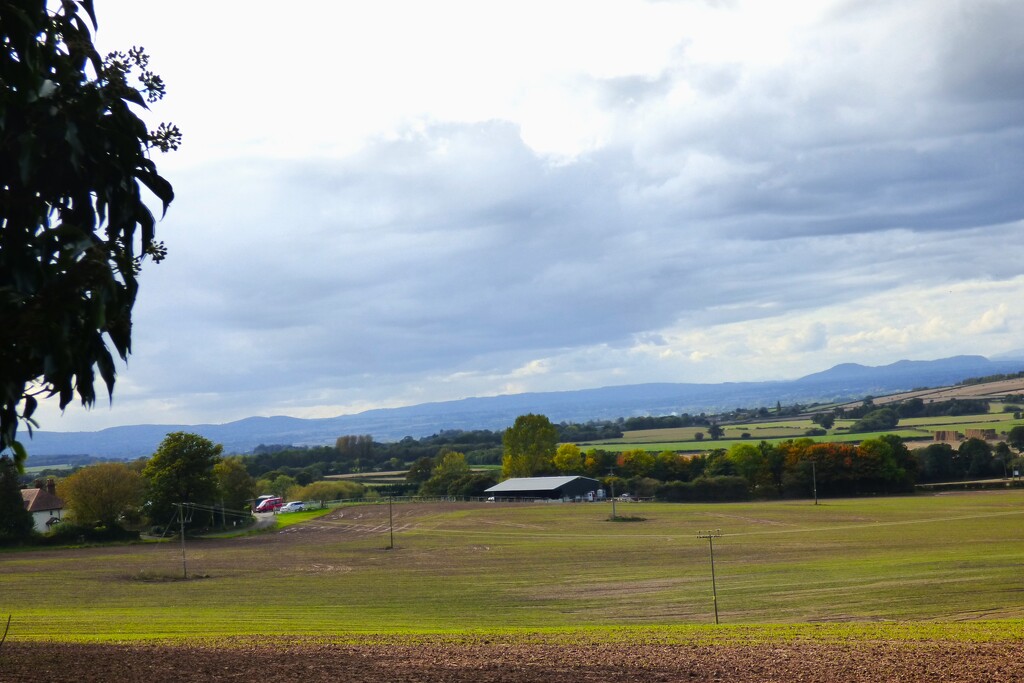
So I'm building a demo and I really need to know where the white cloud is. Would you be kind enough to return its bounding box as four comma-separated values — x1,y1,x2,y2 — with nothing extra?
967,304,1010,335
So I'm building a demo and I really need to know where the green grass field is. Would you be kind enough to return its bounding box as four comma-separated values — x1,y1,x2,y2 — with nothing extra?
2,491,1023,643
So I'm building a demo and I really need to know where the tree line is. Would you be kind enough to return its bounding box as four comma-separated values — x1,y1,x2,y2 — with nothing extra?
486,414,1024,503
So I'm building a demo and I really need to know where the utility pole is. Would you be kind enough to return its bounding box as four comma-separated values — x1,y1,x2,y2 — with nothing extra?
176,503,188,579
387,495,394,550
697,529,723,624
607,467,617,520
811,462,818,505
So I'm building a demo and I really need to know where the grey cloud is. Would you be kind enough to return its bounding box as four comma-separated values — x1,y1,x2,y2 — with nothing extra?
121,0,1024,418
603,4,1024,243
936,1,1024,105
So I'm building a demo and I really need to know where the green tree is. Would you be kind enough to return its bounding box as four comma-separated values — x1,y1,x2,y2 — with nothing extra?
1007,425,1024,451
445,472,497,497
405,456,435,483
297,480,364,508
213,456,255,512
142,432,221,526
849,408,899,433
264,474,298,498
959,438,993,478
993,442,1012,478
914,443,956,482
707,423,724,440
811,413,836,429
0,456,33,541
704,448,736,476
1,2,178,465
552,443,583,474
421,450,471,496
726,442,765,488
501,414,557,478
59,461,142,526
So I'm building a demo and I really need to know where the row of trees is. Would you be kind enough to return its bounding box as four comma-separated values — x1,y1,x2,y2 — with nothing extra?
493,413,1024,502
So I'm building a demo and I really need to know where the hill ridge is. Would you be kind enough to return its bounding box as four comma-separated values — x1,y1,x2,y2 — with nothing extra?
25,354,1024,458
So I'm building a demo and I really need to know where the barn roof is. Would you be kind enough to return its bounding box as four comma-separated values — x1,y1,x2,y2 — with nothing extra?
485,476,597,493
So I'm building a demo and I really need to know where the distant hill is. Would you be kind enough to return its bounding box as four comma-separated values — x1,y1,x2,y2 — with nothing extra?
24,354,1024,459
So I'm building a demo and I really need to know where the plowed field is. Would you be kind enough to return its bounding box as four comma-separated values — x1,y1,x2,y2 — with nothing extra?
3,638,1022,682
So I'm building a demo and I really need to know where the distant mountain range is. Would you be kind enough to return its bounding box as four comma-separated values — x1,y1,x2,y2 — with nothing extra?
24,354,1024,460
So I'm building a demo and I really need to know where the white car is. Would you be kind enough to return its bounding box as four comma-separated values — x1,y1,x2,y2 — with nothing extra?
280,501,305,512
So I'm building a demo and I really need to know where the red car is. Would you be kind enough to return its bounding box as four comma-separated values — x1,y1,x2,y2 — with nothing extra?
254,496,283,512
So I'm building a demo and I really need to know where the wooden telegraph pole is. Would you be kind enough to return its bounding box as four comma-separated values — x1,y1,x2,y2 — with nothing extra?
697,529,723,624
812,461,818,505
175,503,188,579
387,495,394,550
608,467,617,520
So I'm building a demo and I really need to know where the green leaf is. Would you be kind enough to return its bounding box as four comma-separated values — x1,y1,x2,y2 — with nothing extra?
11,441,27,473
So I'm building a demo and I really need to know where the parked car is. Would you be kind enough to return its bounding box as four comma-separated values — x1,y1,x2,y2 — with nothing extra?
280,501,305,513
254,496,283,512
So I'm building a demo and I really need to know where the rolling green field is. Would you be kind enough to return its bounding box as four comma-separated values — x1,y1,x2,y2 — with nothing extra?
2,491,1023,643
583,410,1024,453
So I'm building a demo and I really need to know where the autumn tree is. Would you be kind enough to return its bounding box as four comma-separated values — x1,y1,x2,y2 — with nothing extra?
618,448,655,478
501,414,557,478
59,461,142,526
1,1,178,467
651,450,689,482
583,447,617,478
552,443,583,474
335,435,373,470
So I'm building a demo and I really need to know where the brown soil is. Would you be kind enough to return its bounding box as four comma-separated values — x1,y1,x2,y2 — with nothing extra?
3,639,1022,682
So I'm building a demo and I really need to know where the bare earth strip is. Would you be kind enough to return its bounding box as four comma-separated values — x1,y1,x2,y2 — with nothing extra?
3,640,1022,682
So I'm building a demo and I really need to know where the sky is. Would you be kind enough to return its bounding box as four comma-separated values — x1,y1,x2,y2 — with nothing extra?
36,0,1024,432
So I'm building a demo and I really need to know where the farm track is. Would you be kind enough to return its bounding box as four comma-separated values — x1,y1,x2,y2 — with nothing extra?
3,639,1022,682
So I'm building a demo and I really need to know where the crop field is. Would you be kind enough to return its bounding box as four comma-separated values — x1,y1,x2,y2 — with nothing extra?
3,491,1023,681
585,409,1024,453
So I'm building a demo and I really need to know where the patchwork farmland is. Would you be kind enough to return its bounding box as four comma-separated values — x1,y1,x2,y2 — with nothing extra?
2,491,1023,680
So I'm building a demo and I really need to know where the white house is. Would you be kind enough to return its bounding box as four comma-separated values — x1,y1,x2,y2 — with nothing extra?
21,479,64,533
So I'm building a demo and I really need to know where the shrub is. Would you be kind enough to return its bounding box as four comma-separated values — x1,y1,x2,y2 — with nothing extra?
655,476,750,503
40,522,139,546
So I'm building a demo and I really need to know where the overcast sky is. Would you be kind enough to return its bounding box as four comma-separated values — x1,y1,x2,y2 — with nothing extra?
37,0,1024,432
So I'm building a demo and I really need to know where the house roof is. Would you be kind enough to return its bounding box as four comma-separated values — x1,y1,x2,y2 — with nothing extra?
485,476,598,493
21,488,64,513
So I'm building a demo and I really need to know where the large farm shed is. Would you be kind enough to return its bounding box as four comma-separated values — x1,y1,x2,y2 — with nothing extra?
485,476,602,501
